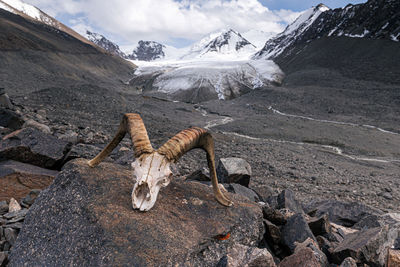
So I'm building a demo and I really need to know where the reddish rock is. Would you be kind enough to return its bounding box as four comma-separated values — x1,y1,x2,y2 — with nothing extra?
278,247,320,267
387,249,400,267
0,160,57,201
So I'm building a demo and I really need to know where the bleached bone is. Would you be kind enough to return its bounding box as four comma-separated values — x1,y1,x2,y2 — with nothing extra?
88,113,233,211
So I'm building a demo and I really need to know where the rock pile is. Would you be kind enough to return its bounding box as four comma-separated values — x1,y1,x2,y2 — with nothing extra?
0,191,40,266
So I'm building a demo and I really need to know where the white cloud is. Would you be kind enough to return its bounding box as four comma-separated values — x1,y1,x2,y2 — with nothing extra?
25,0,302,48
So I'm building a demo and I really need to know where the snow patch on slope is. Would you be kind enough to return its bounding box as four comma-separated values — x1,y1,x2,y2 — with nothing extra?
1,0,40,19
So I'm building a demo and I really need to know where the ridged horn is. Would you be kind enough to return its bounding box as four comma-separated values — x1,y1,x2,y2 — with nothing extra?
157,127,233,207
88,113,153,167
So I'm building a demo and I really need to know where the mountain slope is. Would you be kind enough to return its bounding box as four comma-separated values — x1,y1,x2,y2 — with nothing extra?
0,0,94,47
255,4,330,59
256,0,399,60
0,8,135,95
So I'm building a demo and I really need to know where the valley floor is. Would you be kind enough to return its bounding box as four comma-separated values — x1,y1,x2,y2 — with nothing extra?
10,73,400,212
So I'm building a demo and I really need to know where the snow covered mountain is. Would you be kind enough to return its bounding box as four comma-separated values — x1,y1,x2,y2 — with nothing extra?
255,4,329,59
85,30,126,58
241,29,275,49
182,29,257,59
0,0,93,47
256,0,400,60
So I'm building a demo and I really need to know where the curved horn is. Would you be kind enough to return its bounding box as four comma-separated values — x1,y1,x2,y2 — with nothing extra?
88,113,153,167
157,127,233,207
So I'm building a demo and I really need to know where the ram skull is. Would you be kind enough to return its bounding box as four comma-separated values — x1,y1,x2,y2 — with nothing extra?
88,113,233,211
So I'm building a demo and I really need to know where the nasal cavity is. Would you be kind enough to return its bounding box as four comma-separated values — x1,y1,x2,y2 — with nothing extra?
135,182,151,201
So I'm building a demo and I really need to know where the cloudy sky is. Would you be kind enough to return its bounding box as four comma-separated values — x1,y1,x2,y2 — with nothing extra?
25,0,366,51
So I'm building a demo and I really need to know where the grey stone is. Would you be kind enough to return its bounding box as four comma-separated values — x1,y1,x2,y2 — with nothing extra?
0,251,8,267
0,109,23,131
63,143,102,163
339,257,357,267
226,184,261,202
217,157,252,187
308,214,332,236
20,189,42,207
22,119,51,134
217,243,276,267
9,159,264,267
3,209,28,220
4,223,23,230
0,128,69,169
277,189,304,214
304,199,383,227
57,130,79,144
0,201,8,215
0,93,13,109
278,247,321,267
4,228,17,246
331,225,400,266
281,213,316,253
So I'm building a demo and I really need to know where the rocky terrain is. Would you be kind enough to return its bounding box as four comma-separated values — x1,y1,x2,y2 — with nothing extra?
0,0,399,265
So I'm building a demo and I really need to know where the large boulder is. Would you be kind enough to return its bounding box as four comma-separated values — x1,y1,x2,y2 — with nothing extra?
304,199,383,227
217,157,252,187
0,128,70,169
9,159,264,266
0,161,57,201
331,225,400,266
281,213,316,253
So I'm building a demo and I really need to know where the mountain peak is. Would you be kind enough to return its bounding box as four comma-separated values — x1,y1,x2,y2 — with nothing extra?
315,3,329,12
85,30,126,58
127,41,166,61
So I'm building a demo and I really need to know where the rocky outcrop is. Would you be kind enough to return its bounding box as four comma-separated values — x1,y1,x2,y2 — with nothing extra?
9,159,264,266
0,128,69,169
127,41,165,61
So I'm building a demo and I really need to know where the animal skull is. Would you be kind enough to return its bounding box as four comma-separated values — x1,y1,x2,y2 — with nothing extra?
131,153,172,211
88,113,232,211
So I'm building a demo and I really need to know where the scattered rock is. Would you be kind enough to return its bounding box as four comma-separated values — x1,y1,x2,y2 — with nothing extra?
0,89,13,109
0,128,69,169
186,168,210,182
0,201,7,215
20,189,41,208
8,198,20,213
262,203,287,225
339,257,357,267
22,119,51,134
0,251,8,267
226,184,261,202
56,130,78,144
9,159,264,266
217,157,252,187
0,109,23,131
217,243,276,267
277,189,303,214
304,199,383,227
3,209,28,220
387,249,400,267
331,225,400,266
281,213,316,253
0,160,57,201
4,228,17,246
308,214,332,236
